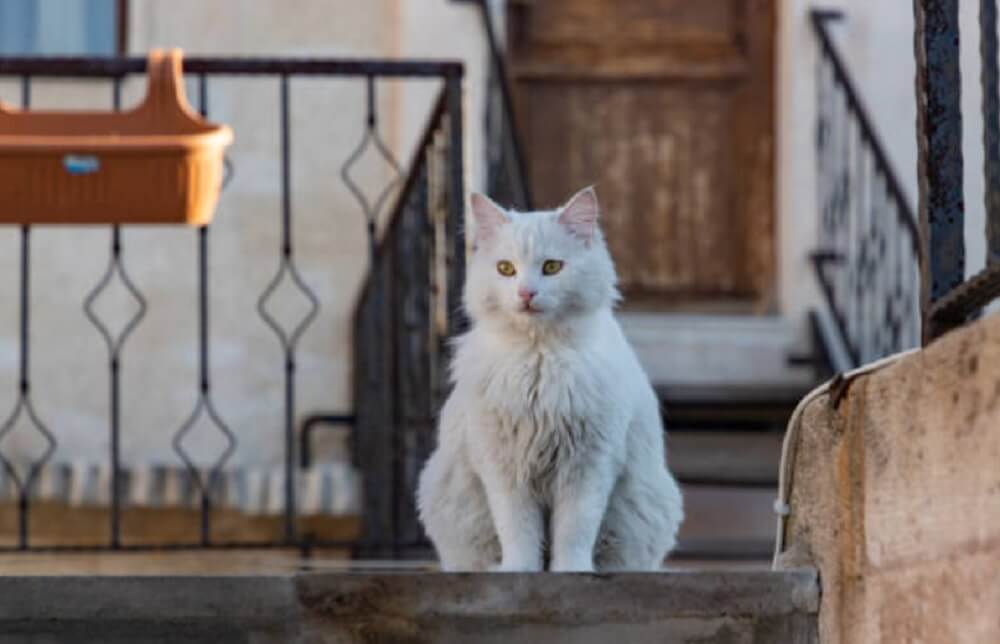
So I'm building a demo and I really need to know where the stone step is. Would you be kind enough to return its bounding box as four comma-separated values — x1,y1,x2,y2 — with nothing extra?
619,313,817,394
668,430,783,486
663,430,782,562
675,484,778,561
660,384,807,430
0,569,819,643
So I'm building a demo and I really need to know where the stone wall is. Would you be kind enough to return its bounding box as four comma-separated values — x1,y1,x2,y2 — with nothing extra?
777,312,1000,642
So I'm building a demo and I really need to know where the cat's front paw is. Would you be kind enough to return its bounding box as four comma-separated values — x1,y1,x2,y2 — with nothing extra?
549,556,595,573
490,559,543,573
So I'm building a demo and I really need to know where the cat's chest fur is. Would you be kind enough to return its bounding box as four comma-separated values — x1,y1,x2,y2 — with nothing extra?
461,337,615,493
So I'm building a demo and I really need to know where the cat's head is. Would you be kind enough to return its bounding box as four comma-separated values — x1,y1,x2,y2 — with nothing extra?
464,186,619,330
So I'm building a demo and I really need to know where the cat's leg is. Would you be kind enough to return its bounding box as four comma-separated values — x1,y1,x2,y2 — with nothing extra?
418,448,500,571
595,474,682,571
477,459,544,572
549,459,617,572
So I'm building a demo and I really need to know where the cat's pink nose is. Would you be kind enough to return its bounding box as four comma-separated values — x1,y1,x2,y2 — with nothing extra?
517,287,537,304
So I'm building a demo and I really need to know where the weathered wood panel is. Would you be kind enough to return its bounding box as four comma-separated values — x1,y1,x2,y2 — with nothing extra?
510,0,775,306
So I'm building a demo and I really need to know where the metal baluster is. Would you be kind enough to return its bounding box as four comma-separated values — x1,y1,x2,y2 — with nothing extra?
172,74,236,546
279,74,296,544
841,90,857,360
0,76,56,550
110,77,123,549
981,0,1000,265
83,75,150,549
17,77,32,549
915,0,965,339
258,75,320,544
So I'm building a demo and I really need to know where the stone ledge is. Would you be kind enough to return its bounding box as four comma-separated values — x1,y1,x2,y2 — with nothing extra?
0,569,818,643
778,311,1000,643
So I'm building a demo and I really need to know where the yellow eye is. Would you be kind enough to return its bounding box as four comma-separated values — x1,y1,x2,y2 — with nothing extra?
496,260,516,276
542,260,564,275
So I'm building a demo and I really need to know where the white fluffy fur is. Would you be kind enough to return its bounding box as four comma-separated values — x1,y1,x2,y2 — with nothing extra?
417,187,683,572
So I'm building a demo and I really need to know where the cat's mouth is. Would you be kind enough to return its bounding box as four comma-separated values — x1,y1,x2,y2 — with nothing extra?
519,303,543,315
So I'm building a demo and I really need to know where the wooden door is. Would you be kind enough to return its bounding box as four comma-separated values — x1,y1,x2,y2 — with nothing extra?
508,0,775,309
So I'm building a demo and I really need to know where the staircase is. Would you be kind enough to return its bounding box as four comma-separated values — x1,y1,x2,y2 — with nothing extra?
621,313,824,565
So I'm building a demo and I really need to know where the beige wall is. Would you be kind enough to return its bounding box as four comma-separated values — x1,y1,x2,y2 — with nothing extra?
0,0,490,471
777,311,1000,643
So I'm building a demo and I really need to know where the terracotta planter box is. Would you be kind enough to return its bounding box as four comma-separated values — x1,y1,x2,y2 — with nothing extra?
0,49,233,225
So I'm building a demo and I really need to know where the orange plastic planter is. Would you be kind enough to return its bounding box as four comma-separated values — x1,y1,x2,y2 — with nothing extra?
0,49,233,225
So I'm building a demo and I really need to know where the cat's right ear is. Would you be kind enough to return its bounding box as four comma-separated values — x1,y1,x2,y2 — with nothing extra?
470,192,508,248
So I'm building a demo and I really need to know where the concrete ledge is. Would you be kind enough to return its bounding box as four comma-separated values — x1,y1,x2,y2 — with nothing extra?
0,569,819,643
0,575,299,622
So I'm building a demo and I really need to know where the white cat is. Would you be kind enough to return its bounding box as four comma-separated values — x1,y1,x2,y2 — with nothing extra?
417,187,683,572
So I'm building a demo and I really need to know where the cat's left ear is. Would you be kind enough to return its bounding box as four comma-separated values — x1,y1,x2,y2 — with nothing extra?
470,192,509,248
558,186,600,246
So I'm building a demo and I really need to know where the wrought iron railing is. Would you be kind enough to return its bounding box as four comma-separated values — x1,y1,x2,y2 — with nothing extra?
0,56,464,554
352,86,466,558
810,10,922,367
916,0,1000,339
456,0,533,211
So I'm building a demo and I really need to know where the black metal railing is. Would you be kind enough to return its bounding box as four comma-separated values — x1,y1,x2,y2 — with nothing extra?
0,56,464,553
351,85,466,558
916,0,1000,339
455,0,533,211
810,10,922,367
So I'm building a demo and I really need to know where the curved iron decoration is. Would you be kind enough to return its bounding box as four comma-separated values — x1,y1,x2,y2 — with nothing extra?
0,394,57,510
82,221,147,550
258,261,320,355
340,75,404,229
171,383,237,497
0,224,57,548
257,75,320,355
84,227,148,359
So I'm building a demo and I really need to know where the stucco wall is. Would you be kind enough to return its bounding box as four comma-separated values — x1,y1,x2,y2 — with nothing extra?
777,311,1000,643
0,0,489,471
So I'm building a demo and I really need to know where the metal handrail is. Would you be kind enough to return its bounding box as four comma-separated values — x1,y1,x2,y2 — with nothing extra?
916,0,1000,337
455,0,533,209
810,11,921,246
810,9,922,366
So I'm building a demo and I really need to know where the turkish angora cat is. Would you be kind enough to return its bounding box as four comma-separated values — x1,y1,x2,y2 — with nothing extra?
417,187,683,571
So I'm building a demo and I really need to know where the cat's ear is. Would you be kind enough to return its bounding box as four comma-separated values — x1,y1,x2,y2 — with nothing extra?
470,192,509,247
558,186,600,245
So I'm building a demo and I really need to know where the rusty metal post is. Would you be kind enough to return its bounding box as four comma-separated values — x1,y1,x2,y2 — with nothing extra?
982,0,1000,266
914,0,965,341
